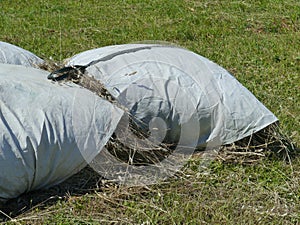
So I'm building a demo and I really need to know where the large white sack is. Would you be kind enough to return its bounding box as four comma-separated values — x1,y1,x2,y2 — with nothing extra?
0,41,44,67
65,44,278,147
0,63,123,201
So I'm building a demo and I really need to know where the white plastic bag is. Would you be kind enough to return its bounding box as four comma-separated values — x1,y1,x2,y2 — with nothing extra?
0,63,123,200
66,44,278,147
0,41,44,67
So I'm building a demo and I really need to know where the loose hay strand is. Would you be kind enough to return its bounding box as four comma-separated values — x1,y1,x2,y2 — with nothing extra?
37,60,63,72
217,123,297,164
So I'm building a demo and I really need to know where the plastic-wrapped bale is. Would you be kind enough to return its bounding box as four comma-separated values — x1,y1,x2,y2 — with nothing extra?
64,44,278,148
0,41,44,67
0,63,124,201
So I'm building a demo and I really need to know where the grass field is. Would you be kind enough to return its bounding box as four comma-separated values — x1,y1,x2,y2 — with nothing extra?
0,0,299,224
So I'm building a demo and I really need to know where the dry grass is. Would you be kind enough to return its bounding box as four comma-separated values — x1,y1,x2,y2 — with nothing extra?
217,123,298,164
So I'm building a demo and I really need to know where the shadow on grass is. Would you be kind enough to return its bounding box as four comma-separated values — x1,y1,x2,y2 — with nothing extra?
1,141,299,223
0,166,103,222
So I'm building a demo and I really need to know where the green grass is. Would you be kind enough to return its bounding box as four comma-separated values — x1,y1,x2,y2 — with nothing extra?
0,0,299,224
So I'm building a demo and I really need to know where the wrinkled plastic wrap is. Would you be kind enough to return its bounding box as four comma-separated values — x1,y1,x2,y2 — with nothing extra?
0,42,279,200
66,44,278,147
0,63,124,201
0,41,44,67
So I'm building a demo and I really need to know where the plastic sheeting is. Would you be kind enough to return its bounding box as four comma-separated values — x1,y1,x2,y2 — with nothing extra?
0,63,124,201
0,41,44,67
66,44,278,147
0,42,279,200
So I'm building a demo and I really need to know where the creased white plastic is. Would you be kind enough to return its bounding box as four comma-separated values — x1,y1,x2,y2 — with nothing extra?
0,63,123,200
66,44,278,146
0,41,44,67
